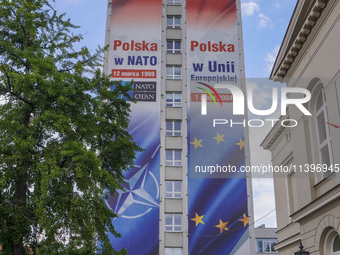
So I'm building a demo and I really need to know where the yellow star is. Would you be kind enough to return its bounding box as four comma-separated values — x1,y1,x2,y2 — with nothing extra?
215,219,229,234
213,132,225,144
236,138,244,150
191,213,205,227
191,137,203,149
239,214,249,227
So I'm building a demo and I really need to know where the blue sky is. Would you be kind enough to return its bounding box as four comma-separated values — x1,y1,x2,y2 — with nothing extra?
54,0,296,78
242,0,297,77
53,0,297,228
241,0,297,228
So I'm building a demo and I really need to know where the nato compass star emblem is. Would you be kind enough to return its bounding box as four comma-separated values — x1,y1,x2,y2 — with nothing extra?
105,147,160,219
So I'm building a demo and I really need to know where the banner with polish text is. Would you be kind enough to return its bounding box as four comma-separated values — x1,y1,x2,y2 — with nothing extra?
104,0,161,254
187,0,250,254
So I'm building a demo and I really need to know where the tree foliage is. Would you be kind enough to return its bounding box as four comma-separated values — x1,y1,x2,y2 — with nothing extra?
0,0,140,254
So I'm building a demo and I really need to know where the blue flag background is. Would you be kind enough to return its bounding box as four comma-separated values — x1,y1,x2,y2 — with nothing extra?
188,94,249,254
105,104,160,255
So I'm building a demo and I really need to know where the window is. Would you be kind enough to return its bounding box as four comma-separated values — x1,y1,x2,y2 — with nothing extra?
256,239,277,253
166,120,181,136
167,0,181,5
166,181,182,198
315,91,333,176
166,93,181,107
167,40,181,54
165,214,182,231
167,16,181,29
165,248,182,255
167,66,181,79
333,235,340,255
166,150,181,166
324,230,340,255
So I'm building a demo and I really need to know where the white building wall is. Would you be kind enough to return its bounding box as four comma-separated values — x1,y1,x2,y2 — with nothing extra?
263,0,340,254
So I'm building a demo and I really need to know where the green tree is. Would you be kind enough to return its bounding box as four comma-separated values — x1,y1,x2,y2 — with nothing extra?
0,0,139,254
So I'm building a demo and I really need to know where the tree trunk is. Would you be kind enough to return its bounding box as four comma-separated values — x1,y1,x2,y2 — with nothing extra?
13,243,25,255
12,171,28,255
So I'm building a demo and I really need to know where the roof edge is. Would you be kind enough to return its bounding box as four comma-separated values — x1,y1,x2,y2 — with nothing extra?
270,0,328,82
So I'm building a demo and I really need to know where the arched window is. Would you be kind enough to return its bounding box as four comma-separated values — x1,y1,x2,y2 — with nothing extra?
315,90,333,176
323,229,340,255
332,235,340,255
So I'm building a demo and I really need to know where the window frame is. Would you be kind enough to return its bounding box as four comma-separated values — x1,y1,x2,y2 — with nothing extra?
167,16,181,29
165,181,182,198
167,40,181,54
166,120,181,136
166,93,182,107
165,213,182,232
167,0,181,6
165,247,183,255
324,229,340,255
333,235,340,254
256,238,278,253
314,90,333,177
165,149,182,166
166,66,181,80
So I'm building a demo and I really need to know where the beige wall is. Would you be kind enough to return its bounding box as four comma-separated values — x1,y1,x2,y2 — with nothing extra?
264,0,340,254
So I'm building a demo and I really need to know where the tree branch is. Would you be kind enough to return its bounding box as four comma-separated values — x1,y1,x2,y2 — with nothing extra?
0,69,35,110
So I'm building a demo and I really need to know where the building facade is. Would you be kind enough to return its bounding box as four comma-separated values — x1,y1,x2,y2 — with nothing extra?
103,0,255,254
255,225,278,254
261,0,340,254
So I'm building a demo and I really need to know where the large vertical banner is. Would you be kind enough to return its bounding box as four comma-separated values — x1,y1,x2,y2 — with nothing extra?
105,1,161,254
187,0,249,254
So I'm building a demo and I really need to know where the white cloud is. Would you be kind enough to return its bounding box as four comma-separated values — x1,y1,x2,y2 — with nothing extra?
258,13,273,29
245,79,286,117
241,2,273,30
246,78,288,227
252,178,277,227
249,120,277,227
247,82,274,110
241,2,260,16
275,2,281,8
245,80,287,232
265,45,280,74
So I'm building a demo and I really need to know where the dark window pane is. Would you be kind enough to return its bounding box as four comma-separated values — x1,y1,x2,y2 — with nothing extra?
173,248,182,255
167,67,173,75
166,121,172,130
174,150,181,160
166,181,172,191
271,242,276,252
316,92,323,111
321,145,331,166
333,235,340,252
175,41,181,49
174,18,181,27
256,240,263,252
174,67,181,75
174,121,181,130
166,150,173,160
165,214,172,225
174,182,181,192
264,241,270,252
174,214,181,225
317,112,327,144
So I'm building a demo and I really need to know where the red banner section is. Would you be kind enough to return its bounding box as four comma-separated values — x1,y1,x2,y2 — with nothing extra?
111,69,157,79
191,93,233,103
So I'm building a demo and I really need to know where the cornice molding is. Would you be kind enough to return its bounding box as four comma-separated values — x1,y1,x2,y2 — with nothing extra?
272,0,328,82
